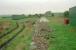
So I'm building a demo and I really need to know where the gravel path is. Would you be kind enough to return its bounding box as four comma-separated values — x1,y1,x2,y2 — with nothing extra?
31,17,50,50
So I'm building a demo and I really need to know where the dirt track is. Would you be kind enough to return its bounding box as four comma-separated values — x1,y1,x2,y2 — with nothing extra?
32,17,50,50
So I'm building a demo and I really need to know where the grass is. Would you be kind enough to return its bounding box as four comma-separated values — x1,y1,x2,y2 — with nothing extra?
4,23,33,50
1,16,76,50
0,21,17,36
0,23,22,46
4,18,36,50
48,17,76,50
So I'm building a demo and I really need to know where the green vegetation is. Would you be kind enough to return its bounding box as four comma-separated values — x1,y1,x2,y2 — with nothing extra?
4,25,32,50
48,17,76,50
0,21,17,36
0,10,76,50
64,11,69,18
12,14,26,20
44,11,53,17
0,16,36,50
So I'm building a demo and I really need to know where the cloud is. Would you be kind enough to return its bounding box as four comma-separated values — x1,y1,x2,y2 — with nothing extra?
0,0,76,15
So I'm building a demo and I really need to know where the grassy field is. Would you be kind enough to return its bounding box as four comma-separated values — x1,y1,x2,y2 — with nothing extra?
0,23,23,45
4,24,32,50
0,17,37,50
48,17,76,50
0,16,76,50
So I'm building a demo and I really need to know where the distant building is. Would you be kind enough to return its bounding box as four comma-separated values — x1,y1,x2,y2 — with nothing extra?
69,6,76,26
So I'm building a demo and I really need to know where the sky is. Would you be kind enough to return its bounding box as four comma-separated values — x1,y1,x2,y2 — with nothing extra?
0,0,76,15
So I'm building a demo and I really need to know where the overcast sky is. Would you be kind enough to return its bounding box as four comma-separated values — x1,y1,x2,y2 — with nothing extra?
0,0,76,15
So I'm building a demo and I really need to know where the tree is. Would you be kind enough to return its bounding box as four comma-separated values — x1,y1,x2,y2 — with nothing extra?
52,13,54,16
44,11,52,17
64,11,69,18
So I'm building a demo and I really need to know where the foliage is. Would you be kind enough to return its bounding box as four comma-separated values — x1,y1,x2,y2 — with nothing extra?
64,11,69,18
44,11,52,17
12,14,26,20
